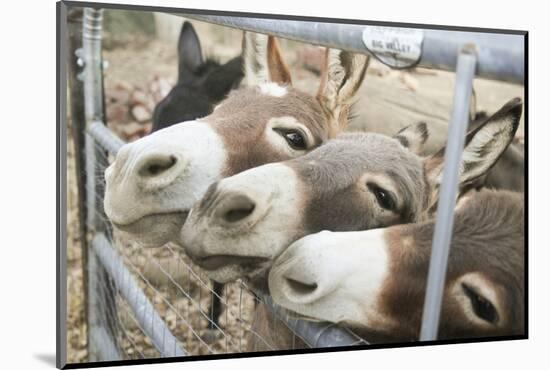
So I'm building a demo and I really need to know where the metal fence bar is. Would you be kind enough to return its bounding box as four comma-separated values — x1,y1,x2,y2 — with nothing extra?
82,7,122,361
89,326,123,361
89,121,125,155
180,14,523,84
419,46,477,341
262,296,368,347
83,7,108,230
91,233,187,357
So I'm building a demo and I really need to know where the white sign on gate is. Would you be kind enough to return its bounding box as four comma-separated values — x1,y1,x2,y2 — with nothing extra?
362,26,424,68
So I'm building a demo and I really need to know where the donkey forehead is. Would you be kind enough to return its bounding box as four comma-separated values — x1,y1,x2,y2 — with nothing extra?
289,133,428,218
202,86,328,139
293,133,425,180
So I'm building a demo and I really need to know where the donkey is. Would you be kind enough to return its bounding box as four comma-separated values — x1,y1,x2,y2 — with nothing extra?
151,21,244,131
268,188,524,342
181,98,522,349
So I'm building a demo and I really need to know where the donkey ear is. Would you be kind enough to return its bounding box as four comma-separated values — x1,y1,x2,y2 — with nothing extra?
425,98,522,193
242,32,292,86
316,49,369,137
394,122,429,155
178,21,204,78
204,56,244,99
267,37,292,85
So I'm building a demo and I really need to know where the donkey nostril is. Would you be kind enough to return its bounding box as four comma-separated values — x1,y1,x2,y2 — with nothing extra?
285,277,318,296
218,194,256,224
139,155,177,177
223,202,255,223
224,206,255,223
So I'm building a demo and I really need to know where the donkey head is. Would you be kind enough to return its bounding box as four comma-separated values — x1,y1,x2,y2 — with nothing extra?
152,21,244,131
268,190,524,341
181,98,522,285
104,33,369,247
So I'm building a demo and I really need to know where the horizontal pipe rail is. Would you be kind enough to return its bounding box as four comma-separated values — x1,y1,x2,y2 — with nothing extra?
91,233,187,357
88,121,125,155
262,296,368,347
181,14,524,84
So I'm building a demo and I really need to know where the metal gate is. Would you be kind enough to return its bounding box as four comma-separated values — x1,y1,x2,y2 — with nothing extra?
64,4,524,362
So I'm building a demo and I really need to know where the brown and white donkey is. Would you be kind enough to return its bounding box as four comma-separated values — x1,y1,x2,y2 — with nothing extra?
269,188,524,342
104,33,369,248
181,98,522,347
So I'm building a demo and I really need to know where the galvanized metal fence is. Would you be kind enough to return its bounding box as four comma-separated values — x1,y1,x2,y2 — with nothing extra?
68,6,524,362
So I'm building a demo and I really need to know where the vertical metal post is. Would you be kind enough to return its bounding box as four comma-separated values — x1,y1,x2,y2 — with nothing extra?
82,7,121,361
66,8,90,364
83,7,106,230
419,45,477,341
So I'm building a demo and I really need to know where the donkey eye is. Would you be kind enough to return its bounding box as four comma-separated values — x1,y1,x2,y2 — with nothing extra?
462,283,499,325
367,183,396,211
274,128,307,150
285,131,306,150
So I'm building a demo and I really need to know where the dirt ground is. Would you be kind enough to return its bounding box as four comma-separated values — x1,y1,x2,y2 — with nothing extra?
66,13,524,363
